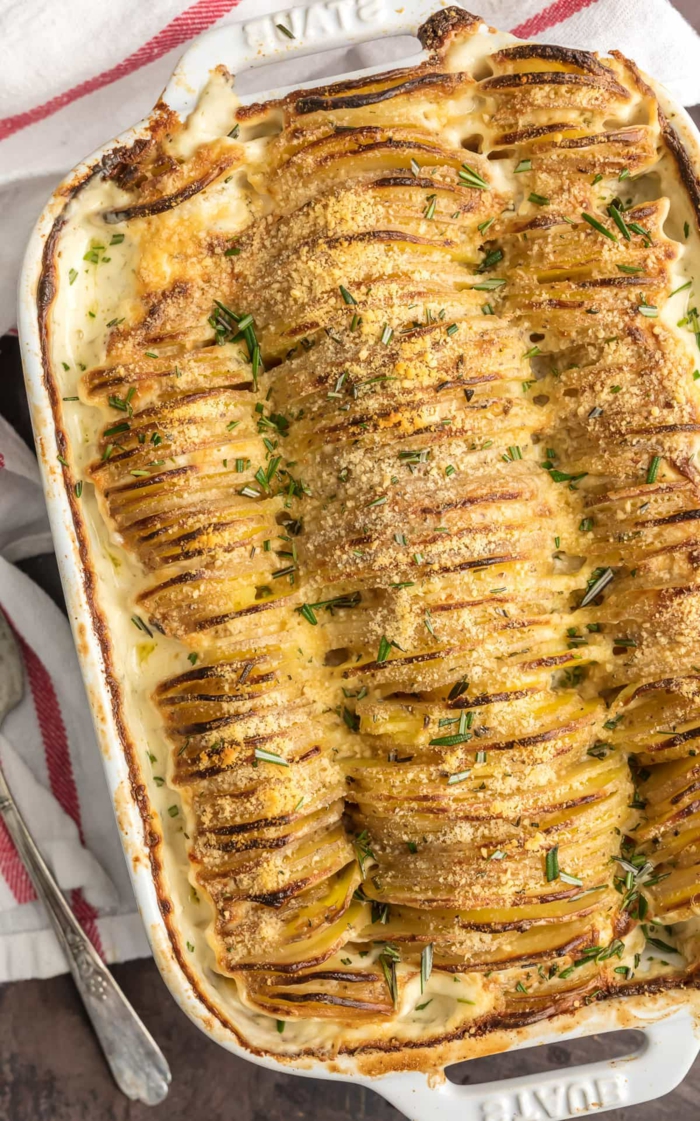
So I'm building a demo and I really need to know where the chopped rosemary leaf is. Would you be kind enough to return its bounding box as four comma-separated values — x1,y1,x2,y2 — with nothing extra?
131,614,153,637
447,769,471,784
276,21,295,37
545,845,560,882
380,324,394,346
477,247,503,273
254,747,289,767
582,212,617,242
528,192,549,206
472,278,506,291
617,264,644,274
420,943,433,993
477,217,495,234
74,481,83,498
608,203,630,240
560,870,583,886
646,456,661,484
377,635,396,663
458,163,489,190
580,567,614,608
339,284,356,305
669,280,692,297
68,268,78,284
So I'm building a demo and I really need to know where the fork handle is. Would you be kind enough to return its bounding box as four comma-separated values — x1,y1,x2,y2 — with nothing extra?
0,774,170,1105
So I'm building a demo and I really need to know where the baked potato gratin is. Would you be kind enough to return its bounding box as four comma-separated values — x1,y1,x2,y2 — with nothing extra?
38,5,700,1062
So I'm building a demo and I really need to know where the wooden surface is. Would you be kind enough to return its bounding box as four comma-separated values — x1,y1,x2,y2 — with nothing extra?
3,4,700,1115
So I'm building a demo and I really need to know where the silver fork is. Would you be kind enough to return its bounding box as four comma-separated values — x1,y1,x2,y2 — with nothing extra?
0,610,170,1105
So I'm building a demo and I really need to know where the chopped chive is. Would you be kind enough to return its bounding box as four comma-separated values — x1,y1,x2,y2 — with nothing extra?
528,192,549,206
167,805,179,818
74,481,83,498
685,221,691,239
276,21,295,37
514,159,532,173
592,173,603,185
617,264,644,274
446,323,458,336
423,195,437,220
380,324,394,346
68,268,78,284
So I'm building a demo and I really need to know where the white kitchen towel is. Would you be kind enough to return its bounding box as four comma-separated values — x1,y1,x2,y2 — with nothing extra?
0,418,149,980
1,0,700,981
2,0,700,339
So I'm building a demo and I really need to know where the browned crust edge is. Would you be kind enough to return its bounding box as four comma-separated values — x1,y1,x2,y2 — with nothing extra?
611,50,700,235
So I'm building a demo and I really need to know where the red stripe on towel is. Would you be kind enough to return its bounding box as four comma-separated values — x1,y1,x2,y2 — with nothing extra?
0,0,242,142
512,0,599,38
0,819,35,904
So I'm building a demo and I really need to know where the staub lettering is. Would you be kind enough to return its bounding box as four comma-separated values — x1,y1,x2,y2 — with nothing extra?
243,0,386,51
479,1074,628,1121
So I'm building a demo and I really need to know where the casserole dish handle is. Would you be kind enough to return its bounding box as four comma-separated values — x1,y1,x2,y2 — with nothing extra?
374,1012,700,1121
162,0,445,116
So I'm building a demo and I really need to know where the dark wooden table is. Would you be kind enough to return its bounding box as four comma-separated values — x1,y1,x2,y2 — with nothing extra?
3,5,700,1114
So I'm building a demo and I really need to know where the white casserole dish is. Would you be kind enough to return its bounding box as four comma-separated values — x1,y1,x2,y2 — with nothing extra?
17,1,700,1116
